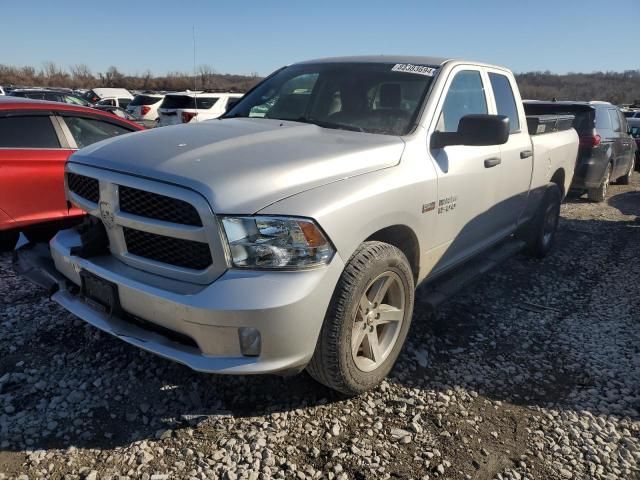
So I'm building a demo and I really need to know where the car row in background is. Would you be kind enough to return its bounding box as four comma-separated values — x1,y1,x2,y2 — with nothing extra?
2,86,245,127
525,100,637,201
0,97,145,250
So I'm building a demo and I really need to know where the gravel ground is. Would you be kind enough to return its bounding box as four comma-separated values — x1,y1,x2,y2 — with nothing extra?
1,177,638,480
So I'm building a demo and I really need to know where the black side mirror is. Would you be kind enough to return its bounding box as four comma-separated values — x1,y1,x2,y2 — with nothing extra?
431,114,510,149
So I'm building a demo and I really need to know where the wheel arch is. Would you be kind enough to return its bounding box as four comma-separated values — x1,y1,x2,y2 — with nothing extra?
364,224,420,283
550,168,566,199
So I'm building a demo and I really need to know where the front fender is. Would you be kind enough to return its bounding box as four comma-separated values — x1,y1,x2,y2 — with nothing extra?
258,166,436,277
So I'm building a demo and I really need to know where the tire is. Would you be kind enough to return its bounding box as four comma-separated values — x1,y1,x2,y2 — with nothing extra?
587,163,612,202
0,230,19,252
307,241,415,395
617,159,634,185
522,184,561,258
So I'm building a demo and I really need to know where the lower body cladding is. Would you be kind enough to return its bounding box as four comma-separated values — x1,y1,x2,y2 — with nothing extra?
48,229,345,374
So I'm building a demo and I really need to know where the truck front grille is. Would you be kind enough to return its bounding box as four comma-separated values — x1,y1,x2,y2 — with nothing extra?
123,227,213,270
119,186,202,226
67,173,99,203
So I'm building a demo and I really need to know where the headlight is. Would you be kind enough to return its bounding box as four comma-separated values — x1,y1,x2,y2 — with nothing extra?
221,216,335,269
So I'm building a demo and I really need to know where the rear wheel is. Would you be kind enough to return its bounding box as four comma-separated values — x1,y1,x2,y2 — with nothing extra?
522,184,561,258
587,163,612,202
307,241,414,395
0,230,19,252
617,159,634,185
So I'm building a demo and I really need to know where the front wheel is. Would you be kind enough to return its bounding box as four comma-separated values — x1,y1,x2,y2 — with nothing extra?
307,241,414,395
521,184,561,258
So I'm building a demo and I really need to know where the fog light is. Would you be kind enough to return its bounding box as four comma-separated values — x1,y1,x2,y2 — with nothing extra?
238,327,261,356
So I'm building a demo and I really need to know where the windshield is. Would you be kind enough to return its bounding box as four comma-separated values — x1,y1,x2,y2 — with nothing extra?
130,95,162,106
223,62,438,135
160,95,219,110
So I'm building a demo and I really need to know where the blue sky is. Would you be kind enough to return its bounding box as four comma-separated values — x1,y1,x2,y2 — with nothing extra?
2,0,638,76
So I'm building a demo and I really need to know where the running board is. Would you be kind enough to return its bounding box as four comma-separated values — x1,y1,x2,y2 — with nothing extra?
417,239,526,310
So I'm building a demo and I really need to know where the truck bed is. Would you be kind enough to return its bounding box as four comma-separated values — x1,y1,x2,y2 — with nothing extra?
526,114,575,135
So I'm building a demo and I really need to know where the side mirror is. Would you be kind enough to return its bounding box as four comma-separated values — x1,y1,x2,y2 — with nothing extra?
431,114,510,149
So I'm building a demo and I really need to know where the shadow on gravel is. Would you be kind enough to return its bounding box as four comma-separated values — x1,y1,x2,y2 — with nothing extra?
1,208,639,454
608,190,640,218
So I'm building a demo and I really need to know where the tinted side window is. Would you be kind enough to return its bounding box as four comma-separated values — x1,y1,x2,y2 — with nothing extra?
437,70,488,132
0,116,60,148
609,110,621,133
118,98,131,108
43,92,63,102
489,73,520,133
595,108,612,130
63,117,133,148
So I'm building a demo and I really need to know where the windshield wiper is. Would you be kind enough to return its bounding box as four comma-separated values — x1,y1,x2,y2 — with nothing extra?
291,117,365,133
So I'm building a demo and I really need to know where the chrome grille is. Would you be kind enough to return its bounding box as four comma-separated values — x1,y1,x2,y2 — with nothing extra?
67,173,99,203
119,185,202,226
123,228,213,270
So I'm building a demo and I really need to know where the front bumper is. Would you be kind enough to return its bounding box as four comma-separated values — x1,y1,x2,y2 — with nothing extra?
17,229,345,374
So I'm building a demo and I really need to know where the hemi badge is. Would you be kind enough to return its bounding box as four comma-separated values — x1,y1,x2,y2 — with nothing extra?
422,202,435,213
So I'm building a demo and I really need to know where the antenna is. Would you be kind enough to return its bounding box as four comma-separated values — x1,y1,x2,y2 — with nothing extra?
192,24,198,118
192,25,197,91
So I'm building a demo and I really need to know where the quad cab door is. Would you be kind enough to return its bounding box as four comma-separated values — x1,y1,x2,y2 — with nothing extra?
426,66,506,274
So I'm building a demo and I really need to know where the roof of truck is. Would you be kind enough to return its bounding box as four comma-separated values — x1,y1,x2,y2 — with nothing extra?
298,55,450,66
295,55,508,71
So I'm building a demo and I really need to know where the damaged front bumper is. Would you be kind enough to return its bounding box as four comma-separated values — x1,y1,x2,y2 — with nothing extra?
13,228,344,375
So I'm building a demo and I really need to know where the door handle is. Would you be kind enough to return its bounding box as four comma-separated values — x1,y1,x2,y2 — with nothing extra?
484,157,501,168
520,150,533,159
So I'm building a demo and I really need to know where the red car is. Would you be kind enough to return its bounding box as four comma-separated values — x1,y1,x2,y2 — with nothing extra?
0,97,145,250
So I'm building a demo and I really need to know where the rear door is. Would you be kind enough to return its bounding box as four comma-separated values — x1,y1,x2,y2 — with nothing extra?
607,108,632,178
615,109,635,176
485,69,532,230
0,112,74,227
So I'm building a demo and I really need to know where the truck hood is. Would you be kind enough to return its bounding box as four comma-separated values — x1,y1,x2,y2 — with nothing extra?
70,118,405,213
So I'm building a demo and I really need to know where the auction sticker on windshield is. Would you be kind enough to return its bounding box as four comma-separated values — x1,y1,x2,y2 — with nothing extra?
391,64,438,76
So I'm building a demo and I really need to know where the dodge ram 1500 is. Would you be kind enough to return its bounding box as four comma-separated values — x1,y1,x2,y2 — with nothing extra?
16,56,579,394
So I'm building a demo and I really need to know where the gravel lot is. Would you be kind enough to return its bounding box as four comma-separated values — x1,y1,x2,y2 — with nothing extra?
1,177,638,480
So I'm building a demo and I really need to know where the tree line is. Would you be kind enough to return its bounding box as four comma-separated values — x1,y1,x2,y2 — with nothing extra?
2,63,640,105
0,63,261,92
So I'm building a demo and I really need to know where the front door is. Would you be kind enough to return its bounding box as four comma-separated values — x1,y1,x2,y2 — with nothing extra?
427,67,504,274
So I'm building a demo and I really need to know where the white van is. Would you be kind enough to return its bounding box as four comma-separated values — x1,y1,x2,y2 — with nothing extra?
157,91,242,127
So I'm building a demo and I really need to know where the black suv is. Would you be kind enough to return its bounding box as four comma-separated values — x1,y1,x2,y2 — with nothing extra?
524,101,636,202
9,89,90,107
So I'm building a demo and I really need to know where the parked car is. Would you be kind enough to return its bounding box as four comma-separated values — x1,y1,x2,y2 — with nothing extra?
623,110,640,119
9,88,91,106
0,97,145,250
524,101,636,201
0,86,5,96
157,91,242,126
126,93,164,123
91,105,154,128
82,88,134,108
16,56,578,394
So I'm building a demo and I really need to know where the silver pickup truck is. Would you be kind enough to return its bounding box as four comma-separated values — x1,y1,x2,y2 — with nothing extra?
17,56,579,394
